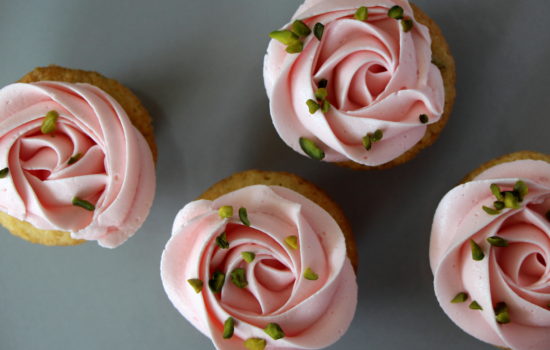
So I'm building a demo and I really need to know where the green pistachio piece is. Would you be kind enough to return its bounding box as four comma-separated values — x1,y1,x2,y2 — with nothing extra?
490,184,504,201
354,6,368,21
219,205,233,219
401,18,414,32
314,22,324,40
372,129,383,142
223,317,235,339
321,99,331,113
292,20,311,37
494,302,510,324
239,207,250,226
451,292,468,303
315,87,328,101
482,206,500,215
244,338,266,350
318,79,328,88
487,236,509,247
494,201,505,211
187,279,203,293
388,5,404,19
68,153,82,165
419,114,429,124
304,267,319,280
284,235,299,250
230,268,248,288
0,167,9,178
514,180,528,201
503,191,520,209
241,251,256,263
299,137,325,160
362,134,372,151
286,41,304,54
269,30,299,45
264,323,285,340
306,99,320,114
208,271,225,293
40,110,59,134
469,301,483,310
216,232,230,249
72,197,95,211
470,240,485,261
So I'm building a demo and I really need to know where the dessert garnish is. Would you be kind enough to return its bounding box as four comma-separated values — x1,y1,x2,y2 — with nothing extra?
419,114,429,124
223,317,235,339
482,181,528,214
354,6,368,21
215,232,230,249
68,153,82,165
306,99,320,114
264,323,285,340
239,207,250,226
208,271,225,293
470,240,485,261
469,301,483,310
40,110,59,134
401,18,414,32
284,235,299,250
241,251,255,263
362,129,384,151
230,268,248,288
0,167,8,178
388,5,404,19
187,279,203,293
304,267,319,280
494,302,511,324
314,23,324,40
486,236,509,247
72,197,95,211
292,20,311,37
299,137,325,160
451,292,468,303
219,205,233,219
244,338,266,350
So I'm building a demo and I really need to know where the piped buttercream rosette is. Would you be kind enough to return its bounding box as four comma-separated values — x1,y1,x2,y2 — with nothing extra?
430,158,550,350
0,81,155,248
264,0,447,167
161,185,357,350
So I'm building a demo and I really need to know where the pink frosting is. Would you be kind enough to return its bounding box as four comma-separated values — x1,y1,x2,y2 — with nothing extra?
264,0,444,166
161,185,357,350
0,82,156,248
430,159,550,350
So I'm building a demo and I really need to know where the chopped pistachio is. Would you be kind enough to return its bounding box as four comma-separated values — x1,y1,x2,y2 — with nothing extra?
264,323,285,340
68,153,82,165
514,180,528,201
372,129,384,142
546,210,550,222
223,317,235,339
354,6,368,21
487,236,509,247
0,167,8,178
388,5,404,19
269,30,299,45
187,279,203,293
304,267,319,280
314,22,325,40
318,79,328,88
401,18,414,32
503,191,520,209
494,201,505,211
469,301,483,310
482,206,500,215
306,99,320,114
244,338,266,350
230,268,248,288
241,251,256,263
292,20,311,37
284,235,299,250
239,207,250,226
470,240,485,261
286,41,304,54
72,197,95,211
362,134,372,151
219,205,233,219
451,292,468,303
208,271,225,293
40,110,59,134
490,184,504,201
419,114,429,124
215,232,230,249
321,99,331,113
299,137,325,160
494,302,510,324
315,87,328,101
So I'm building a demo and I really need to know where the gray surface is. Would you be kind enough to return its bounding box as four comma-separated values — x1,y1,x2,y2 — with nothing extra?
0,0,548,349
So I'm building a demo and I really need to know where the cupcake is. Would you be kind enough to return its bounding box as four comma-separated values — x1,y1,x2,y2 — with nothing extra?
0,65,156,248
430,151,550,350
264,0,455,169
161,170,358,350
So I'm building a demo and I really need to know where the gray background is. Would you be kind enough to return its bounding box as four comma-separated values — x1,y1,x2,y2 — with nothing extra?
0,0,548,349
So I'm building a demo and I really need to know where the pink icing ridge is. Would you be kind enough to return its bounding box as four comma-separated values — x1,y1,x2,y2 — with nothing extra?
430,159,550,350
0,82,156,248
264,0,444,166
161,185,357,350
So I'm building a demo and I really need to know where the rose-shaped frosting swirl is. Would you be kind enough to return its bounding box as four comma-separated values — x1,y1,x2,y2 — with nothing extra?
264,0,444,166
0,81,155,248
161,185,357,350
430,159,550,350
